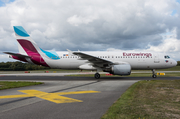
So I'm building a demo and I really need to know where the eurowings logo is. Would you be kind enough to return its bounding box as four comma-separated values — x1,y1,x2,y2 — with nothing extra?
165,60,169,63
123,52,152,57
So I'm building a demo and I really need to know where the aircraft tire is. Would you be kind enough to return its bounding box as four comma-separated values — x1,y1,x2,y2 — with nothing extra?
152,74,157,78
94,73,100,79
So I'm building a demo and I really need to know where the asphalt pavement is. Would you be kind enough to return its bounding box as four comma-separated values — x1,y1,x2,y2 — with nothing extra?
0,75,179,119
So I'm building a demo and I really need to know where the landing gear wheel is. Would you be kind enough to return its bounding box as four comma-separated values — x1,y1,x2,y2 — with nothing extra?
94,73,100,79
152,69,157,78
152,74,157,78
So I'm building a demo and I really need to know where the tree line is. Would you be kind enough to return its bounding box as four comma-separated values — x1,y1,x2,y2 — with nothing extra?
0,62,50,71
0,61,179,71
177,61,180,66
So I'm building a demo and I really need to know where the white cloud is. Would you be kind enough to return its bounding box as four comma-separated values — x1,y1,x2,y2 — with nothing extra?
107,28,180,61
0,54,15,62
0,0,180,62
148,28,179,52
67,15,98,26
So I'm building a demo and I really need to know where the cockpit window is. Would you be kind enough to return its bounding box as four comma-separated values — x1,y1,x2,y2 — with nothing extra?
164,55,170,59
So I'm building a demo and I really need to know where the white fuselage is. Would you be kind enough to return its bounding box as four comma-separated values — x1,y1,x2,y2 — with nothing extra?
41,51,177,70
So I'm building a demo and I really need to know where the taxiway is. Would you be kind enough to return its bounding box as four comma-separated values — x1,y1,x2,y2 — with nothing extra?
0,75,179,119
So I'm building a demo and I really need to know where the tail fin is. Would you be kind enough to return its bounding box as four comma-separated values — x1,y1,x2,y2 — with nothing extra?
13,26,49,67
13,26,41,55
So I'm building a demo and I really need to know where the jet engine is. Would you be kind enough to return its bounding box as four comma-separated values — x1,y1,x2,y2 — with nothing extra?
111,64,131,75
104,63,131,75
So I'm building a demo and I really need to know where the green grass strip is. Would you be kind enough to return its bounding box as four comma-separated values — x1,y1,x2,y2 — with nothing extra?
66,72,180,77
0,81,43,90
101,80,180,119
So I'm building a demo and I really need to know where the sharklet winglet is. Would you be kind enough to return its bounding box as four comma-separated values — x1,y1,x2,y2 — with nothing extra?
67,49,73,56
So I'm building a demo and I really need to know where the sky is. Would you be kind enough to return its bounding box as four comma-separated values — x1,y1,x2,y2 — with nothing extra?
0,0,180,62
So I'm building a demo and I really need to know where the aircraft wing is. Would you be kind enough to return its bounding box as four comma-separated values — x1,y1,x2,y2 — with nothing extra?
3,52,31,58
73,51,113,68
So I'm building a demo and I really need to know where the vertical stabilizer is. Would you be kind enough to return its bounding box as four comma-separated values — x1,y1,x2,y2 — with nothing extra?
13,26,49,67
13,26,40,55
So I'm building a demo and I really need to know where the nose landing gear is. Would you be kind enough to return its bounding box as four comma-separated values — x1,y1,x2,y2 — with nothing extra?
152,69,157,78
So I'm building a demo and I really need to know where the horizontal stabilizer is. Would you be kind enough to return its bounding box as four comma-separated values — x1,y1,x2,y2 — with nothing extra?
3,52,31,58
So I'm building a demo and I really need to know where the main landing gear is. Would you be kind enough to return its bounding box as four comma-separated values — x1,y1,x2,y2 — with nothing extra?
152,69,157,78
94,72,100,79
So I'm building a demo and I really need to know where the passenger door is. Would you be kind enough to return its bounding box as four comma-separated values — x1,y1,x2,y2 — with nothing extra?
154,53,160,63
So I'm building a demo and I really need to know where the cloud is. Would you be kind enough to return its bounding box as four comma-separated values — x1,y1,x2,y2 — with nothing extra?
67,15,98,26
0,0,180,62
0,54,15,62
148,28,179,52
107,28,180,61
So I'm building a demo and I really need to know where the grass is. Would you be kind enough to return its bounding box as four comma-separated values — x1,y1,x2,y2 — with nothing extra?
0,81,43,90
156,66,180,71
132,66,180,71
0,69,86,74
101,80,180,119
0,66,179,74
66,72,180,77
129,73,180,77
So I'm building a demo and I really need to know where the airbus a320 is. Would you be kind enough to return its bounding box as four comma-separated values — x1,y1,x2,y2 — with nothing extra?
4,26,177,79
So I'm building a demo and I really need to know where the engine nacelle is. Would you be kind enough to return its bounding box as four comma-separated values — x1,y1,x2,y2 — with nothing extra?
111,64,131,75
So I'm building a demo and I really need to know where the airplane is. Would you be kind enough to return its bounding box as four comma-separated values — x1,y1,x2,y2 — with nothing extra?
4,26,177,79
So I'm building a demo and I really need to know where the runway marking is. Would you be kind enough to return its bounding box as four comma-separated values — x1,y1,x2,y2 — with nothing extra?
0,90,100,103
